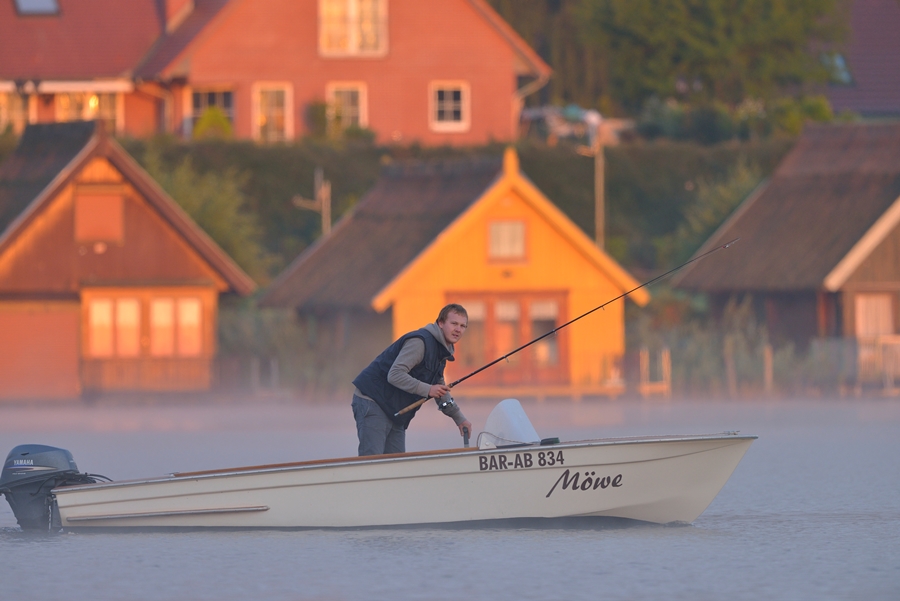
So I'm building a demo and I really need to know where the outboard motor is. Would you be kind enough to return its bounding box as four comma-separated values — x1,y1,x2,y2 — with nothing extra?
0,444,101,531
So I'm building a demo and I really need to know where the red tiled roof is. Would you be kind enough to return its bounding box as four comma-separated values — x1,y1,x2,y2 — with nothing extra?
135,0,232,79
0,0,163,80
2,0,549,84
827,0,900,116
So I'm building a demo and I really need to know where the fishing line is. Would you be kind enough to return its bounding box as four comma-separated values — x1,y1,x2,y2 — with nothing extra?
395,238,739,417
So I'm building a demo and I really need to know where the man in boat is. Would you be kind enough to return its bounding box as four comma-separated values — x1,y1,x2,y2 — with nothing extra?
351,303,473,456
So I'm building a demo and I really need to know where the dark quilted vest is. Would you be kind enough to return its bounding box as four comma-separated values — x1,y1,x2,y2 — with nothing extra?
352,327,452,428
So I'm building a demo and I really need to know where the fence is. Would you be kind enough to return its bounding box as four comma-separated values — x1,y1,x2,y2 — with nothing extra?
212,335,900,398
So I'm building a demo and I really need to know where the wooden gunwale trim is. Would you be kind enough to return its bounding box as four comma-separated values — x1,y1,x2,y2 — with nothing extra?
154,434,757,479
51,434,755,493
173,447,476,477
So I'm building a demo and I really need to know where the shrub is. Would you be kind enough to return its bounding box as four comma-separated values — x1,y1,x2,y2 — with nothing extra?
193,106,234,139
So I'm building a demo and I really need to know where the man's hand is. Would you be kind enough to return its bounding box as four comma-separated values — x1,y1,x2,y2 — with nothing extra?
458,420,473,438
429,383,450,398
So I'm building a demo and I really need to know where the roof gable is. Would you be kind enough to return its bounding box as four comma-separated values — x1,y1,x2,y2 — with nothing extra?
135,0,234,79
674,123,900,292
262,149,647,312
137,0,550,80
0,121,255,295
372,149,648,311
262,155,504,310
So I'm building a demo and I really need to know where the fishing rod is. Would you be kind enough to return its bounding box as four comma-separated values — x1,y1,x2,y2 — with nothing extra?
395,238,739,418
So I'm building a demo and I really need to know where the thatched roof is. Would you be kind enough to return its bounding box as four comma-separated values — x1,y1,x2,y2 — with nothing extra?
675,123,900,292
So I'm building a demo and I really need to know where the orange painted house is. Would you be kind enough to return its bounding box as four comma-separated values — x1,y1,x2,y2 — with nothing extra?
262,148,649,398
0,122,255,400
0,0,550,146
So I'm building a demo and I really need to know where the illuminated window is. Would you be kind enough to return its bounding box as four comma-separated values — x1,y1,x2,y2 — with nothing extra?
319,0,387,56
177,298,202,357
88,299,114,358
150,299,175,357
0,93,28,134
151,297,204,357
14,0,59,15
429,82,470,133
115,299,141,357
56,93,117,132
326,83,367,133
88,298,139,358
489,221,526,260
74,195,124,243
253,84,292,143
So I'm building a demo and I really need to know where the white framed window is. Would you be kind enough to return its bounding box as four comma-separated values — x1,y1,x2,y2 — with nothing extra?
319,0,388,56
191,89,234,127
176,298,203,357
326,82,368,132
428,81,470,133
87,298,140,358
489,220,526,260
0,92,28,134
116,299,141,358
855,294,894,339
252,83,293,143
150,296,204,358
55,92,119,133
88,299,114,358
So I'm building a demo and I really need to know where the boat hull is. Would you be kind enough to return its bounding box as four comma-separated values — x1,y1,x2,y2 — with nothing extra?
53,434,755,528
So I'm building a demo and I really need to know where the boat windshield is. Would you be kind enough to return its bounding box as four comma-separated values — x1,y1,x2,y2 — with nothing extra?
477,399,541,449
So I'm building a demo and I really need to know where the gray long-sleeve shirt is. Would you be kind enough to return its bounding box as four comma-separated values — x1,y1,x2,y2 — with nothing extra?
355,323,467,426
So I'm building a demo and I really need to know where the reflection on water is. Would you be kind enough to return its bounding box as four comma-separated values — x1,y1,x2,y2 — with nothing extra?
1,397,899,600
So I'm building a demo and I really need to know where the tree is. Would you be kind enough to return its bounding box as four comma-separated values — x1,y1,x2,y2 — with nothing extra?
141,144,275,283
582,0,846,110
489,0,846,113
489,0,612,110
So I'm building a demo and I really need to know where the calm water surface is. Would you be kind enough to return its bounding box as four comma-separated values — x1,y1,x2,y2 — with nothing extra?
1,397,898,601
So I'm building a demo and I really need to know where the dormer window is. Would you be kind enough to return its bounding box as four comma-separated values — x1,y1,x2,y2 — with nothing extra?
489,220,526,260
822,52,853,86
14,0,59,15
319,0,387,57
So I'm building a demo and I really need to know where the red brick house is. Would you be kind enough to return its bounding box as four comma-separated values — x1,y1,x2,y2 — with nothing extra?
0,121,255,400
0,0,550,145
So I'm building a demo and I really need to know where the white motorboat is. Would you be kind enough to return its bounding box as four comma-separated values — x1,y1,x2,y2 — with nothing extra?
1,400,755,530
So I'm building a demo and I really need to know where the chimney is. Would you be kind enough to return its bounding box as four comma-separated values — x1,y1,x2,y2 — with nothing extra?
164,0,194,33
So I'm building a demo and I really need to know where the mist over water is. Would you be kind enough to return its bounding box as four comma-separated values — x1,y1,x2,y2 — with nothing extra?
1,396,898,601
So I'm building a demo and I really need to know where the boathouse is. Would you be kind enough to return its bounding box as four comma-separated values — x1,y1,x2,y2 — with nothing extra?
0,121,255,400
674,123,900,386
262,148,649,398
